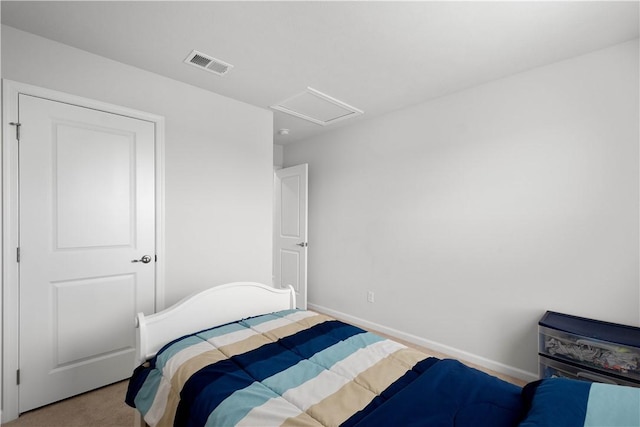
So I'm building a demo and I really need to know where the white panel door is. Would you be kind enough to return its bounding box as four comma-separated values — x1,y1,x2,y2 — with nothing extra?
18,94,156,412
274,164,308,309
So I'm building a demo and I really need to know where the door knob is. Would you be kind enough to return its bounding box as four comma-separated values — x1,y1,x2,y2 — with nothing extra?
296,242,308,247
132,255,152,264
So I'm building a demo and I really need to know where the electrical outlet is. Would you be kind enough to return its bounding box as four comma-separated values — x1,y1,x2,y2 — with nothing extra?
367,291,375,303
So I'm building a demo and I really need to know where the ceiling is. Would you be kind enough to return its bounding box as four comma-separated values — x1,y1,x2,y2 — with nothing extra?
2,1,639,145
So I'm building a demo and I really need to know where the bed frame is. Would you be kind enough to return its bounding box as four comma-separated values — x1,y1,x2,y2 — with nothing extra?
135,282,296,364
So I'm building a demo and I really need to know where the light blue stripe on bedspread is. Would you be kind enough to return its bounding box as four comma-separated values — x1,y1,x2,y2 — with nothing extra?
133,369,164,416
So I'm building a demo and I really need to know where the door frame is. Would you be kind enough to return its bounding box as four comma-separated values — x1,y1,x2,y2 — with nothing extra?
1,80,166,422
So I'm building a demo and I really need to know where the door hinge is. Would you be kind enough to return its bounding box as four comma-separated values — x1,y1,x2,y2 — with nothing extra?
9,122,21,141
17,247,20,263
17,369,20,385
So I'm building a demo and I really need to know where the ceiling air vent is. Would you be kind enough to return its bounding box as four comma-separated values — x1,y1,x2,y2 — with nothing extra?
271,87,363,126
184,50,233,76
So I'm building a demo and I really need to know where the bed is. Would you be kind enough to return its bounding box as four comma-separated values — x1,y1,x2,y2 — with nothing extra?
126,282,640,427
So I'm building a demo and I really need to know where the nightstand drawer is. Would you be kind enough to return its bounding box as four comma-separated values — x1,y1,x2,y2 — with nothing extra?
539,355,639,387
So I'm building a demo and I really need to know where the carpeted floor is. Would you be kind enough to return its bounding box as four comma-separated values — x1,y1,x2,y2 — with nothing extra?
1,380,135,427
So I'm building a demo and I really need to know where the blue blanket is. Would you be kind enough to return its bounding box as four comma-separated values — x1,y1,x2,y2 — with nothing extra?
349,358,523,427
126,310,524,427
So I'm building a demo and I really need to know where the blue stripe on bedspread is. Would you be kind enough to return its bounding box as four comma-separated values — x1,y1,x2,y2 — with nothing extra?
175,320,368,426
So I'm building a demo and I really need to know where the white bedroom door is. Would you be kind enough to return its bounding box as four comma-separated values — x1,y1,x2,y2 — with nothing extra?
274,164,308,309
17,94,156,412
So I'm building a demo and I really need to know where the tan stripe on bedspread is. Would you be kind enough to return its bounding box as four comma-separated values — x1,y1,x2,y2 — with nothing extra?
259,313,332,342
155,387,179,427
354,348,426,395
171,349,229,390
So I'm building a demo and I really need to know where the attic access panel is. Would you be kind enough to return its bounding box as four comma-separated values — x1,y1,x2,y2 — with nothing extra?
271,88,363,126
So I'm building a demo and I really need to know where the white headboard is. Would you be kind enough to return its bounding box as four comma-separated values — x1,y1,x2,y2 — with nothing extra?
135,282,296,363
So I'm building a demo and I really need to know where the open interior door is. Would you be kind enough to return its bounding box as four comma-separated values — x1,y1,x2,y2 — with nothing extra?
274,164,308,309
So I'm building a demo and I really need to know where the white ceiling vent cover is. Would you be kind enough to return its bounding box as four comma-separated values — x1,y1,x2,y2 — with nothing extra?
184,50,233,76
271,87,363,126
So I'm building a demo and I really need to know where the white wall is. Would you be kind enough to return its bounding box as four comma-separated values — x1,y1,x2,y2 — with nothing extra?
2,25,274,306
274,144,284,169
284,39,640,378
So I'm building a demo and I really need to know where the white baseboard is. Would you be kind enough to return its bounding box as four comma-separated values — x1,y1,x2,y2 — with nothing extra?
308,303,538,384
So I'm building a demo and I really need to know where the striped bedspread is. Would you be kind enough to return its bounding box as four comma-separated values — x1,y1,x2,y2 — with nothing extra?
126,309,524,427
